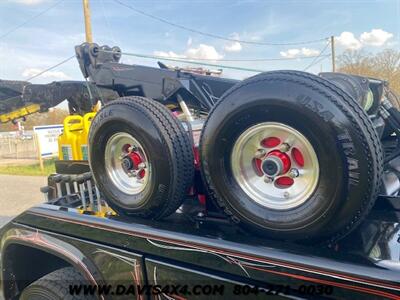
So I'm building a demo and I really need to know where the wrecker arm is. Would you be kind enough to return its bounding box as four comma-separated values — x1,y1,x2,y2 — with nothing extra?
0,79,118,123
75,43,238,111
1,42,239,124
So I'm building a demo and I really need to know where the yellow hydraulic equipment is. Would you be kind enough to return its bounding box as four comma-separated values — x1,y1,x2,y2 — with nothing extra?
0,104,40,123
77,205,116,217
77,112,96,160
58,115,84,160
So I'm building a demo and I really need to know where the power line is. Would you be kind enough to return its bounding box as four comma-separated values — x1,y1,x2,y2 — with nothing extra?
152,54,331,62
0,0,64,40
99,49,266,72
99,48,331,73
112,0,329,46
303,54,330,72
0,54,76,105
310,55,331,71
25,54,76,81
303,41,331,71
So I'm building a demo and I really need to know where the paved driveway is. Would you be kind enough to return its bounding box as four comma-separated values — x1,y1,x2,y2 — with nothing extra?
0,174,47,227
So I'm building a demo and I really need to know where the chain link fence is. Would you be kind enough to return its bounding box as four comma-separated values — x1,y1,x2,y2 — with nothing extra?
0,131,38,160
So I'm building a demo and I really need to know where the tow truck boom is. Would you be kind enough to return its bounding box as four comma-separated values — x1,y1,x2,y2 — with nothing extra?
0,79,118,123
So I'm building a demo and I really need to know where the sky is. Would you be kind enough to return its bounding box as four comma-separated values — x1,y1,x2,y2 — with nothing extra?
0,0,399,84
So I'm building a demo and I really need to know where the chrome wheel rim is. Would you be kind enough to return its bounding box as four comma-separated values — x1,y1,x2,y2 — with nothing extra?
104,132,150,196
231,122,319,210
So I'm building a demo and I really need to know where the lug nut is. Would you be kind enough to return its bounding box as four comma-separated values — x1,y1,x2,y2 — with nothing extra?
264,176,273,183
127,146,134,153
279,143,290,152
255,149,266,159
127,145,138,153
129,170,137,177
284,191,290,198
138,162,146,169
288,168,300,178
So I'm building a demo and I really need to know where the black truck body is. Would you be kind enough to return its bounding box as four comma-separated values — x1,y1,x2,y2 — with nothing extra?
0,198,399,299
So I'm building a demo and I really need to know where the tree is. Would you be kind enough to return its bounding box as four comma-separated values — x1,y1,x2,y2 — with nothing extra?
337,49,400,95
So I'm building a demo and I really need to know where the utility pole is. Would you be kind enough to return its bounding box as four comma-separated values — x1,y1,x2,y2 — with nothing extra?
330,35,336,72
82,0,93,43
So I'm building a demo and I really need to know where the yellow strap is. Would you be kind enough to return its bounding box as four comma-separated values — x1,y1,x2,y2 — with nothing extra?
0,104,41,123
77,206,116,217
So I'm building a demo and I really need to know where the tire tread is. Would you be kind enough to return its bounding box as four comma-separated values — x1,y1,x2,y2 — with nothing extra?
93,96,194,219
200,71,383,243
21,267,91,300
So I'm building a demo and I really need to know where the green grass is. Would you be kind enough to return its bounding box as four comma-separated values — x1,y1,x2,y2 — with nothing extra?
0,159,56,176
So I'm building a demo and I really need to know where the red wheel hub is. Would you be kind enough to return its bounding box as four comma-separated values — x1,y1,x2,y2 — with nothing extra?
129,152,146,178
128,151,143,168
252,135,305,189
253,150,292,178
121,146,146,179
232,123,320,208
265,150,291,175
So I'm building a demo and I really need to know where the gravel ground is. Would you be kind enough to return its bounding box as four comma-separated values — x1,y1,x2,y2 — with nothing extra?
0,175,47,299
0,174,47,228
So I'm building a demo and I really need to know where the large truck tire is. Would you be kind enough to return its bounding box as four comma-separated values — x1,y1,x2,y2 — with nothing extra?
89,96,194,219
20,267,94,300
200,71,383,242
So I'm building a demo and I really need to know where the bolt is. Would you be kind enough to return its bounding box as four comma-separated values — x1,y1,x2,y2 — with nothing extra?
279,143,290,152
138,162,146,169
128,170,137,177
288,168,300,178
127,146,134,153
283,191,290,198
255,149,266,159
264,176,273,183
137,178,144,184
